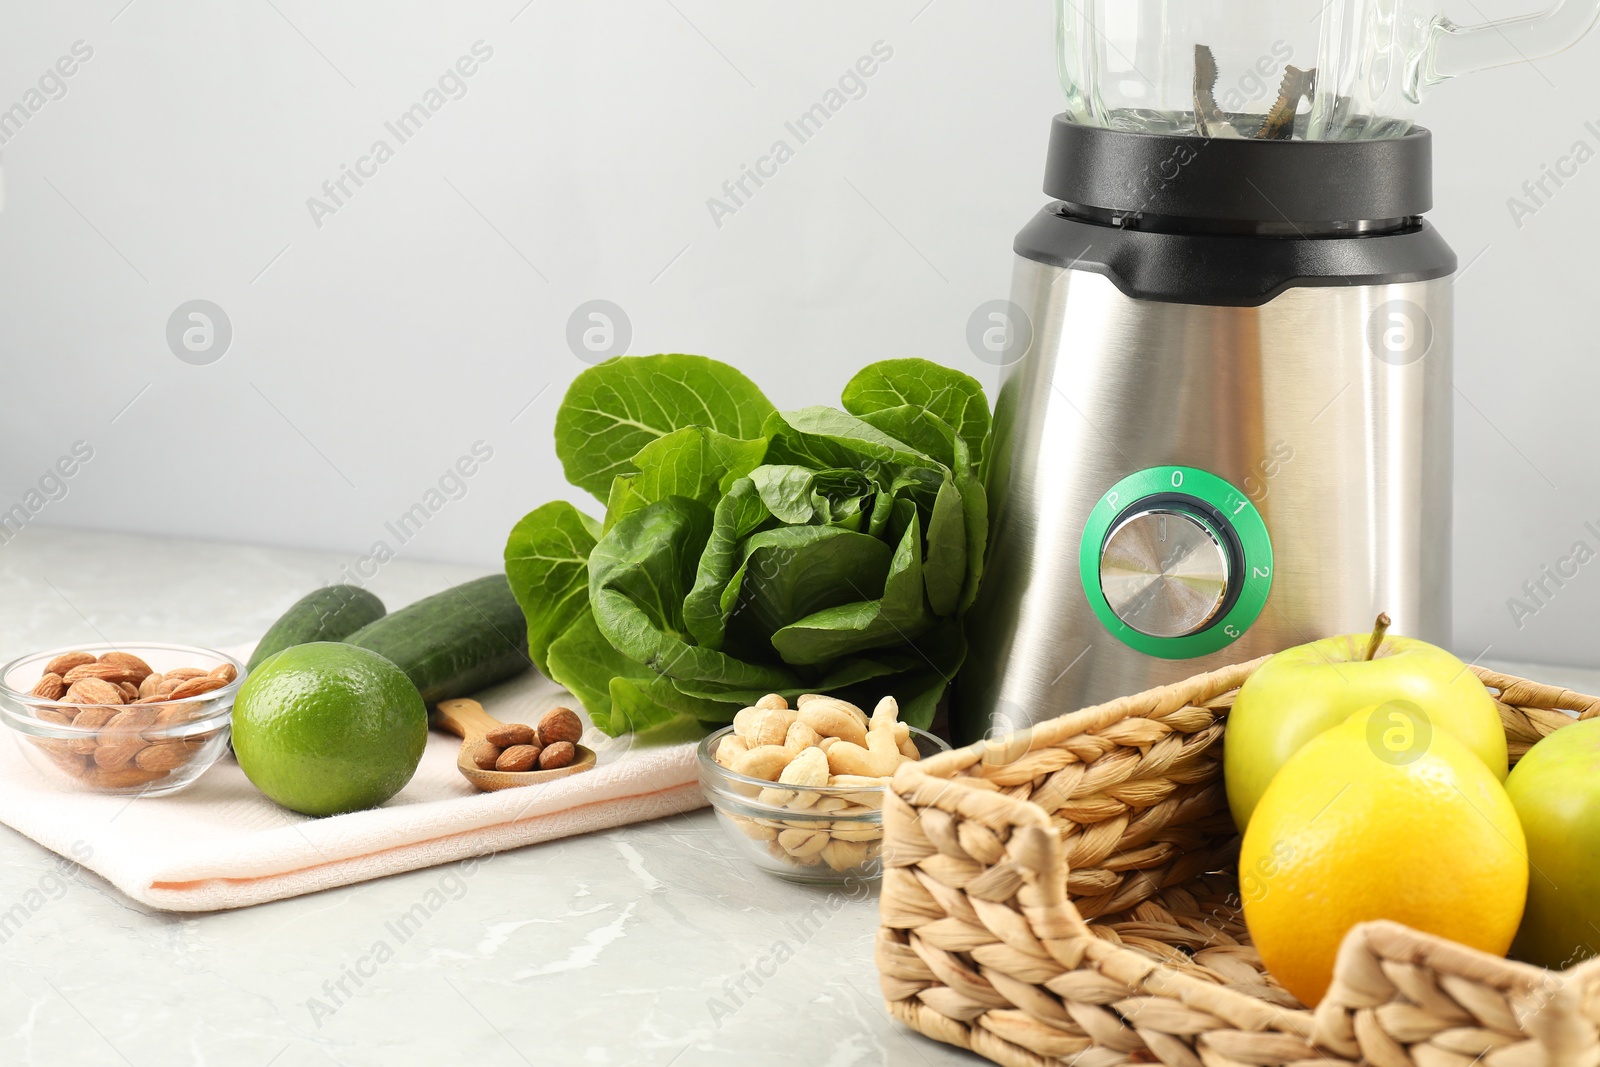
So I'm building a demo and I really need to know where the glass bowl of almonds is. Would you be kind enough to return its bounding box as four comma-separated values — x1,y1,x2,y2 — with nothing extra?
696,693,950,885
0,643,243,797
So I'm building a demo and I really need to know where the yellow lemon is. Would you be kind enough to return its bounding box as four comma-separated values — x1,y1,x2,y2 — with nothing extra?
1239,702,1527,1006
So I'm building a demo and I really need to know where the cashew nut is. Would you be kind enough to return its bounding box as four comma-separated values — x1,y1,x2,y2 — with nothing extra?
750,708,798,747
759,745,829,808
756,693,789,711
734,705,796,746
798,693,868,725
732,815,778,842
828,775,889,809
733,745,794,781
799,702,868,747
825,726,901,778
821,838,872,872
829,826,884,843
715,734,749,769
889,720,918,758
777,827,829,859
784,721,822,751
870,695,900,730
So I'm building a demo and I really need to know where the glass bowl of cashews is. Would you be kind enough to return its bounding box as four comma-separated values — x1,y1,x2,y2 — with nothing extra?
696,691,950,884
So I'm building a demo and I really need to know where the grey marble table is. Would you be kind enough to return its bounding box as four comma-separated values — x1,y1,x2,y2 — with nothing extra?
2,529,1596,1067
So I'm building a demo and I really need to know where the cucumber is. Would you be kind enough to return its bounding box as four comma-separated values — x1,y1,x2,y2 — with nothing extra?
344,574,531,704
249,585,387,671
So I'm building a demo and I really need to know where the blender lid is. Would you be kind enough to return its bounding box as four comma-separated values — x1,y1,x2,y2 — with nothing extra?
1043,117,1433,229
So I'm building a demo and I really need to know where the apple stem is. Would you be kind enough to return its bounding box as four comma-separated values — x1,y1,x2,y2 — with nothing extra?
1364,613,1392,662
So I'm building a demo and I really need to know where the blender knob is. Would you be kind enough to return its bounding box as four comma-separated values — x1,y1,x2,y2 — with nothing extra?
1098,507,1233,639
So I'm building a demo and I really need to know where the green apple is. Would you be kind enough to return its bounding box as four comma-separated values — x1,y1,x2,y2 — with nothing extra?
1224,617,1507,832
1506,719,1600,969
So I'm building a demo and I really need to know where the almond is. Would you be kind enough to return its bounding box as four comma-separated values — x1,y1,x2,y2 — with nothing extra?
68,705,116,756
168,676,225,700
31,674,67,700
34,707,73,726
84,765,168,789
181,729,220,751
135,743,189,772
63,662,136,685
94,715,153,762
485,723,535,747
73,707,116,730
56,754,95,776
106,707,159,732
537,707,584,747
539,741,577,770
37,745,91,775
138,673,164,699
44,651,95,676
163,668,206,682
495,744,541,772
117,682,140,702
154,705,195,726
471,741,504,770
93,740,146,770
98,651,153,682
208,663,238,684
64,678,125,706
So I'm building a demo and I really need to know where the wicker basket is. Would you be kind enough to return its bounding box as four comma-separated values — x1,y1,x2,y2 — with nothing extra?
877,659,1600,1067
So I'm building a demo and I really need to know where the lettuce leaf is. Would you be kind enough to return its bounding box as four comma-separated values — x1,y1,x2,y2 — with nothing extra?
506,355,991,735
555,354,775,502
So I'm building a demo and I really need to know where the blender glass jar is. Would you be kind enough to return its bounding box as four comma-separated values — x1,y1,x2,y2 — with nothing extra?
1059,0,1600,140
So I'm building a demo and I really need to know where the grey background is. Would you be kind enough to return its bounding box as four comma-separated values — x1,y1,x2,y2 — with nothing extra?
0,1,1595,668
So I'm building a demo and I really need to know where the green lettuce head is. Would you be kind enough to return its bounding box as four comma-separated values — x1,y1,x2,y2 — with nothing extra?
505,354,990,736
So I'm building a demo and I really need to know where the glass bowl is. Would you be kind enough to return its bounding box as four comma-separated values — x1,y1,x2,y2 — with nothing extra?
0,642,243,797
697,724,951,886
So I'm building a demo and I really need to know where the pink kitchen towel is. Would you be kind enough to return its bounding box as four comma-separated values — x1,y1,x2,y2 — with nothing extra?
0,655,706,911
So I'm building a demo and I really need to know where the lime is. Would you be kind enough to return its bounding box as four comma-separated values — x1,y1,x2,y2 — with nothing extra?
233,642,427,817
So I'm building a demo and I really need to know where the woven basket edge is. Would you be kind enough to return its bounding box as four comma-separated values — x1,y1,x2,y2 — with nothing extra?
881,661,1600,1067
917,655,1269,783
1472,665,1600,720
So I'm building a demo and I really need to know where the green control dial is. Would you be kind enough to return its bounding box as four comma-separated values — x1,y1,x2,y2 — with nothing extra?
1079,466,1273,659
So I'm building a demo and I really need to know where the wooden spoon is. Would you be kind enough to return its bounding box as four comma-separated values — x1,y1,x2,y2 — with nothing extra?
433,698,596,791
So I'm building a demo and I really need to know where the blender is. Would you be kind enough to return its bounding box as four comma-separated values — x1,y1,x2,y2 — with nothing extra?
956,0,1600,739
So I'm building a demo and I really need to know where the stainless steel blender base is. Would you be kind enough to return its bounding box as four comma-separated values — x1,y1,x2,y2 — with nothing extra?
956,260,1453,738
